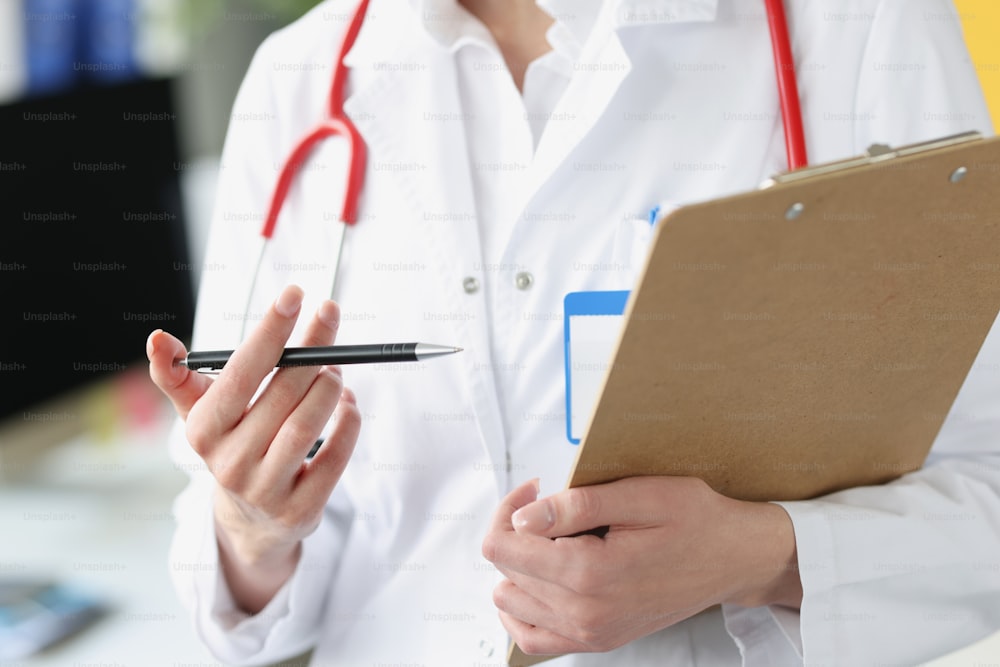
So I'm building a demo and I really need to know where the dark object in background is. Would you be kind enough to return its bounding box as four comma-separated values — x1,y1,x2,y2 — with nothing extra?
0,76,195,424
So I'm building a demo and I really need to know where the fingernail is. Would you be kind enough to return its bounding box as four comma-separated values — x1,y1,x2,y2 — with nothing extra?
341,387,356,404
146,329,163,360
275,286,303,318
512,499,554,534
318,300,339,329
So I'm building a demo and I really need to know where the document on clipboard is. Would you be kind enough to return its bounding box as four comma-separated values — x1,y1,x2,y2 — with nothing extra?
563,290,631,445
509,131,1000,666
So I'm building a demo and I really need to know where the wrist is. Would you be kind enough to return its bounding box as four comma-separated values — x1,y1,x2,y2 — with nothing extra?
723,500,802,609
215,514,301,571
213,488,301,567
217,526,301,615
214,501,302,615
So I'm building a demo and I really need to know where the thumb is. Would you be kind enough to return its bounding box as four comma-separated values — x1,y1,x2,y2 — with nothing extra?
146,329,213,420
511,478,659,538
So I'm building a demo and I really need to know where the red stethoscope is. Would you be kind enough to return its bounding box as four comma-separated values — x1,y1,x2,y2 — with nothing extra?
255,0,806,257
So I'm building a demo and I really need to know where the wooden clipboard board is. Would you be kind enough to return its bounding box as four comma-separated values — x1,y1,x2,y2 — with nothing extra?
508,131,1000,666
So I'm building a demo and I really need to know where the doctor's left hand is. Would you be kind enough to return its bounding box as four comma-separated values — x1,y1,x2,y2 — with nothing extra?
482,477,803,655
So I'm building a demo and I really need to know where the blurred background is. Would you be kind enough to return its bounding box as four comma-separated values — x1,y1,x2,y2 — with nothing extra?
0,0,997,665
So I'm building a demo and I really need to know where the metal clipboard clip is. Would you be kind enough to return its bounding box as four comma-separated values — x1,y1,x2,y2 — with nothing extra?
759,131,984,221
761,130,984,189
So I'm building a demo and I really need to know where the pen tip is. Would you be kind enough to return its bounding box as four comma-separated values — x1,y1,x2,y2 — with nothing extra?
413,343,464,360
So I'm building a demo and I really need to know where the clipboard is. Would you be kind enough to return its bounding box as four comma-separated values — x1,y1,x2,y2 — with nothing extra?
508,131,1000,666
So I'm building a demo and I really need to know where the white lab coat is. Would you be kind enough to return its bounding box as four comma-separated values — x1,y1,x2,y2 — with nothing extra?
167,0,1000,665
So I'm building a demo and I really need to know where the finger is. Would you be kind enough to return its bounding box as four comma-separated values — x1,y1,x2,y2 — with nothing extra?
511,477,679,539
492,558,580,607
481,478,542,567
492,578,576,639
499,610,588,657
238,299,342,449
486,524,606,592
486,479,540,539
298,386,362,499
258,366,345,490
188,285,304,442
146,329,213,420
484,479,607,585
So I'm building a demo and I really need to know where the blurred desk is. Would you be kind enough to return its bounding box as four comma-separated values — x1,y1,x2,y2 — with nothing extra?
0,408,223,667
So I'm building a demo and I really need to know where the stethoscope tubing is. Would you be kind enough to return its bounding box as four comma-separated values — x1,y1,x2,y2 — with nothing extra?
764,0,808,169
261,0,370,240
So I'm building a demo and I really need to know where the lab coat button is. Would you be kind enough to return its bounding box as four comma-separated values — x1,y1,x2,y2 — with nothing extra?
514,272,534,290
463,277,480,294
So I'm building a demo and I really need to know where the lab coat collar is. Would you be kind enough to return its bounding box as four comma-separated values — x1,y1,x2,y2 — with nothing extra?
611,0,719,28
341,0,415,69
538,0,720,45
342,0,496,69
342,0,720,70
521,0,719,220
538,0,603,48
408,0,495,53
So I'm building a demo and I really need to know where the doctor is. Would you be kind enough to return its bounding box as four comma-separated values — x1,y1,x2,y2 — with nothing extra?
147,0,1000,665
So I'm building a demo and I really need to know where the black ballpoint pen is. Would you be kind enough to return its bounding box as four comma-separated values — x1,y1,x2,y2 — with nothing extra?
177,343,462,372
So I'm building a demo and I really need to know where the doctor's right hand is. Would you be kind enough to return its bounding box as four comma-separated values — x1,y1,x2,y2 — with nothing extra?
146,284,362,613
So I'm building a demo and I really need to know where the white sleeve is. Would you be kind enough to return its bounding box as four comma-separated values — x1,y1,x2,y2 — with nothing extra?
722,1,1000,665
166,30,354,666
